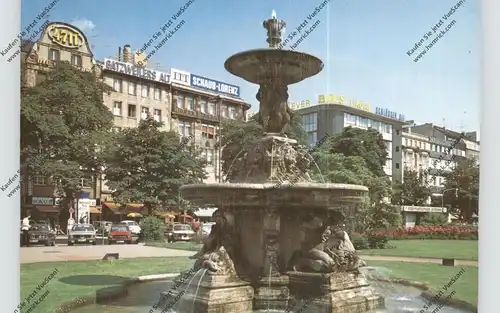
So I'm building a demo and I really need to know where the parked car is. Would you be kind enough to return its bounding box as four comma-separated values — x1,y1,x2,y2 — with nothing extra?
121,220,141,235
25,224,56,246
165,224,196,242
68,224,97,246
108,224,134,244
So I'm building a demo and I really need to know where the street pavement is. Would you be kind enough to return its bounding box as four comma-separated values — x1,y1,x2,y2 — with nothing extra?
20,243,197,264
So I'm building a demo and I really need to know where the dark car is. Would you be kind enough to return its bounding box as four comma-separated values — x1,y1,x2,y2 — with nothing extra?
27,224,56,246
108,224,133,244
68,224,97,246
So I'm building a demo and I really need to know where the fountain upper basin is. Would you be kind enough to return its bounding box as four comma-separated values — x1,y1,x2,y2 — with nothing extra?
224,49,323,85
180,183,368,208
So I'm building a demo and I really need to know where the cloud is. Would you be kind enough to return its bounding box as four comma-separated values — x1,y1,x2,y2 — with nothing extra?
71,18,96,32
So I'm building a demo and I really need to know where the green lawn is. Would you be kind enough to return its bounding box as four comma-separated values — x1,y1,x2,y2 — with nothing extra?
146,240,203,251
367,261,478,306
359,240,478,260
20,257,192,313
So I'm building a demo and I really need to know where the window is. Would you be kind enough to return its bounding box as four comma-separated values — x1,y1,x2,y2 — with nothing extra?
396,130,400,135
229,107,236,119
177,95,184,108
33,176,46,185
395,163,400,169
153,109,161,122
208,102,215,115
178,121,191,136
206,149,214,165
221,105,228,117
128,82,137,95
113,79,122,92
48,49,59,61
113,126,121,132
186,97,194,110
141,107,149,120
395,146,400,152
359,117,369,127
199,99,207,113
301,113,317,132
128,104,136,118
141,85,149,98
154,87,161,100
201,124,215,139
112,101,122,116
308,132,317,147
71,54,82,67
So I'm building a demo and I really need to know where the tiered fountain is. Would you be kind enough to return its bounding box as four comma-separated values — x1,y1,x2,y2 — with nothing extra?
163,11,384,313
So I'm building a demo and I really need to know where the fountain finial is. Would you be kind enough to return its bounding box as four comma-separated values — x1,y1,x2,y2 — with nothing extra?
263,11,286,48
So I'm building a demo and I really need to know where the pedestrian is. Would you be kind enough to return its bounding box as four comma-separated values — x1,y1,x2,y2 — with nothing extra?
21,214,31,247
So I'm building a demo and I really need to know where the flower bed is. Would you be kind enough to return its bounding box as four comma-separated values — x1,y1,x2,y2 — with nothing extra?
373,225,478,240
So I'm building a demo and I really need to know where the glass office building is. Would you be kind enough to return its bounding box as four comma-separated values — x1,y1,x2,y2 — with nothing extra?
295,103,406,183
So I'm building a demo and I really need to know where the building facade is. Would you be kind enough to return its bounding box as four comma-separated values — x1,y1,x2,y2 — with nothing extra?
20,22,102,221
292,93,406,183
406,123,470,194
20,22,251,222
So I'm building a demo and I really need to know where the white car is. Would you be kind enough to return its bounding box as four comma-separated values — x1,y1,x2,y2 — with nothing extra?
121,220,141,235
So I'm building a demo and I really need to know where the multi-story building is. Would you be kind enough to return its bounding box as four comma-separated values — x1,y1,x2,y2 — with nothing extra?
20,22,103,221
400,123,478,226
168,68,251,183
99,45,251,198
20,22,251,222
406,123,470,195
291,93,407,183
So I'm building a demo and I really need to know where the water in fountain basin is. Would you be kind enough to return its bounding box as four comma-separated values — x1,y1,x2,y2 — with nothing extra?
70,278,473,313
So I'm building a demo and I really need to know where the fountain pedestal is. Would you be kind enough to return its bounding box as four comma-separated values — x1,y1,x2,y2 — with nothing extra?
160,273,254,313
286,272,384,313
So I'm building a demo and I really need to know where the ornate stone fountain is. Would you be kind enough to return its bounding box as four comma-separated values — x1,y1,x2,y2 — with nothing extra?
162,11,384,313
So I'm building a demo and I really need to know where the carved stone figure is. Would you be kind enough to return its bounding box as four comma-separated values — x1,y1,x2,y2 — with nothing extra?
190,209,240,275
256,84,291,134
288,214,365,273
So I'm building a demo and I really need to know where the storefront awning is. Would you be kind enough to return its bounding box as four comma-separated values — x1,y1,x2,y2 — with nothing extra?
90,206,101,214
102,202,145,214
193,207,218,217
154,211,176,218
35,205,60,213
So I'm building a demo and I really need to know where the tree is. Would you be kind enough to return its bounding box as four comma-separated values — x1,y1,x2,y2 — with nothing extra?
21,63,114,227
219,110,308,180
442,157,479,221
311,128,400,232
392,169,431,206
326,127,388,177
104,117,207,214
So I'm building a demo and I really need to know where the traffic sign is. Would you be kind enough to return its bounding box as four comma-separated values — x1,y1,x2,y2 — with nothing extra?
69,208,74,214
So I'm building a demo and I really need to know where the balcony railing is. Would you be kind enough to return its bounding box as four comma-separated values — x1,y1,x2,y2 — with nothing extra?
172,106,220,122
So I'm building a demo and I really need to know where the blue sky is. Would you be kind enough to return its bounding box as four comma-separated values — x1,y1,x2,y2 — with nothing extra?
22,0,480,136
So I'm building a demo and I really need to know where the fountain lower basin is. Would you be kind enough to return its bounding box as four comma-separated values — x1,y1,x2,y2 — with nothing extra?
179,183,368,208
